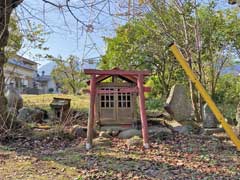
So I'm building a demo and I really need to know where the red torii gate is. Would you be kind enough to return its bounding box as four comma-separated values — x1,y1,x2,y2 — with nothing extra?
84,68,151,150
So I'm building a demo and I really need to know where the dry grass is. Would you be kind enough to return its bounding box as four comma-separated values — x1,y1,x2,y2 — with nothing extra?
22,94,89,111
0,146,81,180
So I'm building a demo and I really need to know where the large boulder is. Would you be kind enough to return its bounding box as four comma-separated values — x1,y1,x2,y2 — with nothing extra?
148,126,172,134
174,125,190,134
93,137,112,147
118,129,141,139
17,107,44,123
99,131,112,138
126,136,142,148
70,125,98,138
164,84,194,121
202,104,218,128
70,125,87,138
36,108,48,119
173,122,201,135
100,126,129,131
148,126,173,140
99,129,119,137
5,87,23,111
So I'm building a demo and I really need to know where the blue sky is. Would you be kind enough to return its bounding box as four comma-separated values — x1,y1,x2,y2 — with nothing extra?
16,0,131,68
15,0,236,69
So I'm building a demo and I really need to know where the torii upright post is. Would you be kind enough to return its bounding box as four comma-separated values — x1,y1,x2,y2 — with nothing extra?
86,74,96,150
137,74,149,148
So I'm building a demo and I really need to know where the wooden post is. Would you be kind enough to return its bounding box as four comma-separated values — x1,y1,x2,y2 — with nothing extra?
86,74,96,150
137,74,149,148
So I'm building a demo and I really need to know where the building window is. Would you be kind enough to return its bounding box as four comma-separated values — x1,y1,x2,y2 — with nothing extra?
100,88,131,108
100,88,114,108
118,92,131,108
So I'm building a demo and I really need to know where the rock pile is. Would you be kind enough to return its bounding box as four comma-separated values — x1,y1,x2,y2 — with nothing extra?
17,107,46,123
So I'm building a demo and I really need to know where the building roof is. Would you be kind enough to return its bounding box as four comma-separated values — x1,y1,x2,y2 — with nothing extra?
8,59,35,71
7,55,38,71
16,55,38,65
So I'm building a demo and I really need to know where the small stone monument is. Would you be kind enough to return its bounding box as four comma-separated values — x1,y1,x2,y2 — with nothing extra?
164,84,194,121
5,85,23,111
202,103,218,128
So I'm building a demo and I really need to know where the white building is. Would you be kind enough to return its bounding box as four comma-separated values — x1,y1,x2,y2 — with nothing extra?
34,71,61,94
36,59,96,94
4,55,38,93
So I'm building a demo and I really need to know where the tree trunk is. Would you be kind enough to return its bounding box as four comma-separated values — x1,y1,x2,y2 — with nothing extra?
188,65,201,122
0,0,23,125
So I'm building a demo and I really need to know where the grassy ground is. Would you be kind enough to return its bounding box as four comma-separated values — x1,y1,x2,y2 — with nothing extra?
22,94,89,111
0,94,239,179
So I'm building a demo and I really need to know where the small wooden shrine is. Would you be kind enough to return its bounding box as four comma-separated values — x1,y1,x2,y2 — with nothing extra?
50,97,71,121
84,68,151,149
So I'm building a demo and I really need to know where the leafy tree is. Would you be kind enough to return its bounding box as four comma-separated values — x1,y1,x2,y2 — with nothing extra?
6,16,23,58
100,1,240,121
0,1,22,123
197,5,240,96
4,16,47,61
0,1,48,128
214,74,240,120
51,55,87,94
100,20,186,97
0,0,238,124
0,16,47,134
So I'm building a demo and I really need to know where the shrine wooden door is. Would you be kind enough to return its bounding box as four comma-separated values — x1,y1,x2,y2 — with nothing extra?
98,87,134,125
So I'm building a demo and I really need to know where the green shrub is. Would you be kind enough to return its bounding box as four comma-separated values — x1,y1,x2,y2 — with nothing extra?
146,97,165,111
214,74,240,120
48,88,54,93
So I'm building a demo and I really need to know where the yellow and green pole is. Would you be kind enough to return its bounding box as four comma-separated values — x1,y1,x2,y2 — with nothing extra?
169,43,240,151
